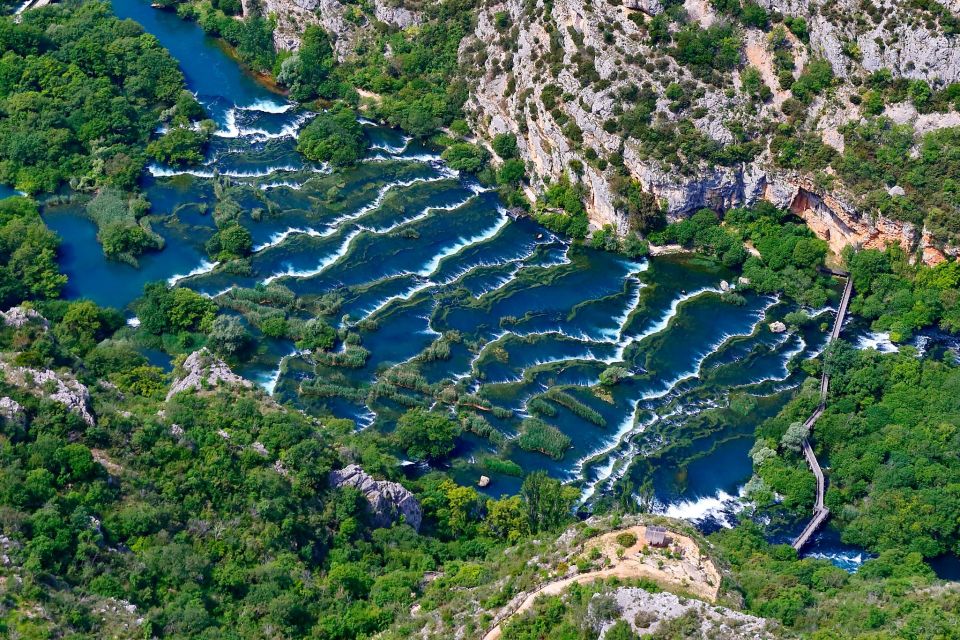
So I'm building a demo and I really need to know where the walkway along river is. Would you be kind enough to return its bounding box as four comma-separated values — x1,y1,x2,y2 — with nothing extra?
792,272,854,551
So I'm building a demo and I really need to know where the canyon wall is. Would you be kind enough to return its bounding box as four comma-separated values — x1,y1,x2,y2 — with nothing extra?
257,0,960,262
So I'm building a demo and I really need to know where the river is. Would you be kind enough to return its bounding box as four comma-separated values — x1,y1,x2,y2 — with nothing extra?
31,0,862,565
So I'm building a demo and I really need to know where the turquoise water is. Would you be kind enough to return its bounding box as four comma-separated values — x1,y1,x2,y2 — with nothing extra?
31,0,851,561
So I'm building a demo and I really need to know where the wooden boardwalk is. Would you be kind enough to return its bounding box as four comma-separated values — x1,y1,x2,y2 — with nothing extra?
791,274,853,551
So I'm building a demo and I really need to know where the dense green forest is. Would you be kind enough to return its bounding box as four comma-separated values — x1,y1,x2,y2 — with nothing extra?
0,2,209,264
0,2,207,194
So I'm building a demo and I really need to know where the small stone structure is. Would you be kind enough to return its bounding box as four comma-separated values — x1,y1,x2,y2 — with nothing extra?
644,525,668,547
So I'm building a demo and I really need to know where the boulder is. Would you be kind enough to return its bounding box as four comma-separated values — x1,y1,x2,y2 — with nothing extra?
329,464,423,531
478,475,491,488
769,321,788,334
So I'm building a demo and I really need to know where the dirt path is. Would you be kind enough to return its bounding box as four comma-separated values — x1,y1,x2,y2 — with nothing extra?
482,525,720,640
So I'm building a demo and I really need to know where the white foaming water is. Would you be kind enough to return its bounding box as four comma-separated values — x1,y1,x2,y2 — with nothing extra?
253,227,327,253
323,173,455,231
259,349,299,395
804,550,866,570
262,228,363,285
168,260,220,286
857,331,899,353
369,136,412,155
126,317,141,328
439,238,545,288
354,279,437,324
149,163,302,179
205,285,237,299
215,107,240,138
576,296,782,501
661,487,745,526
260,179,305,191
415,213,510,277
238,99,293,114
359,193,478,234
214,110,312,141
149,165,216,179
630,286,723,345
598,273,648,341
366,152,445,165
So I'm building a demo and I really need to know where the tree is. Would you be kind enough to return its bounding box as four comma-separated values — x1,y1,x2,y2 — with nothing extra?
441,143,488,173
295,318,336,351
520,471,578,532
207,224,252,259
394,409,460,461
282,26,336,101
604,620,638,640
485,495,531,542
492,132,519,159
53,300,120,356
0,197,65,305
206,315,251,357
147,126,210,167
780,420,809,452
497,158,526,185
599,366,629,386
297,104,368,166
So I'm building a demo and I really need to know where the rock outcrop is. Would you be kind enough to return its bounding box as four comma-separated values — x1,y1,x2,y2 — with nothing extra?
0,362,95,425
1,306,48,330
167,348,252,401
0,396,25,427
250,0,421,55
329,464,423,531
761,0,960,84
601,587,775,638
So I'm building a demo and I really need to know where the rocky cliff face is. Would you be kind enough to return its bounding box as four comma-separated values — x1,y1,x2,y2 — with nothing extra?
247,0,420,56
761,0,960,83
461,0,960,261
260,0,960,262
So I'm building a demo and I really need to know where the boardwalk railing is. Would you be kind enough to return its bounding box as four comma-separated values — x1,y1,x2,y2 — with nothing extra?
792,274,853,551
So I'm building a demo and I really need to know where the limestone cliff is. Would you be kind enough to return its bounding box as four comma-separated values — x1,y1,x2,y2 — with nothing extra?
256,0,960,262
245,0,420,56
461,0,960,262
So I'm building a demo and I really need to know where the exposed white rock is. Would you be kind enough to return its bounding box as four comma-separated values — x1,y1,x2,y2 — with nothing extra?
167,348,252,401
0,306,48,329
0,362,94,425
0,396,25,427
329,464,423,531
769,321,788,333
254,0,422,54
601,587,775,638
